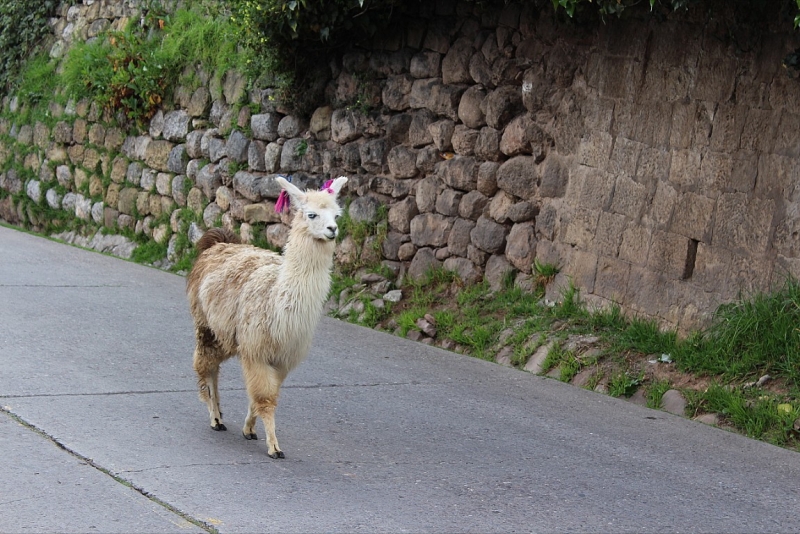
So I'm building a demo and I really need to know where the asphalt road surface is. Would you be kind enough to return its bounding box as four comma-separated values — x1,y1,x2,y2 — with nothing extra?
1,225,799,533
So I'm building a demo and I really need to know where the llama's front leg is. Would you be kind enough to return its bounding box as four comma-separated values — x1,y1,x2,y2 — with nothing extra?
193,329,226,431
241,359,286,458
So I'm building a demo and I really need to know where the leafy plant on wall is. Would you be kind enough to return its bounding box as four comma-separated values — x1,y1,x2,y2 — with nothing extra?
60,1,247,128
0,0,63,95
230,0,410,114
62,9,170,126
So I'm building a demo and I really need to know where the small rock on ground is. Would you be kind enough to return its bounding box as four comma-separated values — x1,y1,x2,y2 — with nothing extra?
627,388,648,407
694,413,720,426
407,330,424,342
661,389,687,415
416,318,437,338
570,368,595,388
383,289,402,303
524,341,554,374
495,346,513,367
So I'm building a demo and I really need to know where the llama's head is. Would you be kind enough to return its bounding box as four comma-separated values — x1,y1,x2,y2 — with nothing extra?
275,176,348,241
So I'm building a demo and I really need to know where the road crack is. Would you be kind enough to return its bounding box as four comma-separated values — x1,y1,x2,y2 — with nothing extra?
0,407,219,533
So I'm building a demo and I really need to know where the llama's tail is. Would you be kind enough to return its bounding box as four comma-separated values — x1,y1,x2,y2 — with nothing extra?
196,228,241,253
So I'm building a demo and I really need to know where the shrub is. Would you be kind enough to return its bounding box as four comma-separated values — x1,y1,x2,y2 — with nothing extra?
0,0,62,95
229,0,412,114
61,2,248,127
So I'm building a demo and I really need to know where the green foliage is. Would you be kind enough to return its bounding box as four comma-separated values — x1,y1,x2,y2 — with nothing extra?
168,208,202,272
229,0,410,113
550,281,585,319
688,384,800,446
352,298,390,328
335,200,388,271
611,316,679,356
540,343,567,374
0,0,61,95
608,370,643,398
535,342,582,381
15,53,61,112
563,0,800,73
158,4,246,80
329,273,358,302
397,307,426,336
61,3,248,127
559,353,581,382
646,379,672,409
62,24,167,125
675,278,800,386
551,0,795,23
533,258,558,289
131,239,168,264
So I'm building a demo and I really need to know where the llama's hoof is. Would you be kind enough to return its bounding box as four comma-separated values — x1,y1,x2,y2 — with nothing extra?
268,450,285,459
243,432,258,440
212,421,227,431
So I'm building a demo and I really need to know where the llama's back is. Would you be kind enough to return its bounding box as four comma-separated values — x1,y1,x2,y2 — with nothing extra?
187,233,282,355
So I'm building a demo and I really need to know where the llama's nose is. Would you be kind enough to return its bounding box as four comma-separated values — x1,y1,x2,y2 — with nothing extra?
326,225,337,239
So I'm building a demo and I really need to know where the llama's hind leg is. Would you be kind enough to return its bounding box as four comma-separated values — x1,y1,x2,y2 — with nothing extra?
241,359,286,458
242,402,258,440
193,327,227,431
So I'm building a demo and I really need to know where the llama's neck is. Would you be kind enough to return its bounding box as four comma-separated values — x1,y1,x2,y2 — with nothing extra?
275,228,335,317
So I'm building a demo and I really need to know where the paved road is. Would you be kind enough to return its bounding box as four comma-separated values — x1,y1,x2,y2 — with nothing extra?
1,225,799,533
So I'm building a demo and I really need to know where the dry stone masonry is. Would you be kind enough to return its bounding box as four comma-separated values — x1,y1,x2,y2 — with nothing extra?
1,0,800,331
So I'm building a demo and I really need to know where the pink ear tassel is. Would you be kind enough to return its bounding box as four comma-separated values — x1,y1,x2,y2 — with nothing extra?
275,190,290,213
321,179,334,194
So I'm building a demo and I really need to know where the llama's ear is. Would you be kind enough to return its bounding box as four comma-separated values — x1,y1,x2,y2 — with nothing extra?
329,176,348,197
276,176,306,204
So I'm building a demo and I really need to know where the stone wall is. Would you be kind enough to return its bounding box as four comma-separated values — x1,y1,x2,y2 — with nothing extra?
2,0,800,330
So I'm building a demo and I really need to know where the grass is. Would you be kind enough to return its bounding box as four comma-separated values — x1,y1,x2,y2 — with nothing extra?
14,52,62,120
335,199,388,271
686,384,800,447
326,263,800,452
54,3,250,129
131,239,167,264
675,278,800,386
607,370,643,398
646,379,672,409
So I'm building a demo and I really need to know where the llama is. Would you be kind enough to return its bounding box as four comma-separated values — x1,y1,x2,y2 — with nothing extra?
186,176,347,458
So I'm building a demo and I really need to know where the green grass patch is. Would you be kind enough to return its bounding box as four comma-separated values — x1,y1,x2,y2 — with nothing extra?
397,307,426,337
540,343,567,374
611,317,680,356
608,370,643,398
131,239,168,264
329,273,358,302
688,384,800,447
560,353,581,383
675,279,800,386
60,3,250,127
350,298,390,329
645,379,672,409
14,52,61,119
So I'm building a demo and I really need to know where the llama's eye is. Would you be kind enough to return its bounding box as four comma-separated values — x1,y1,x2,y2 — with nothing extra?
307,213,317,219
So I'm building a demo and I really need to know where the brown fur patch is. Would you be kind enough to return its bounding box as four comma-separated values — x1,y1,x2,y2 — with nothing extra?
196,228,241,253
